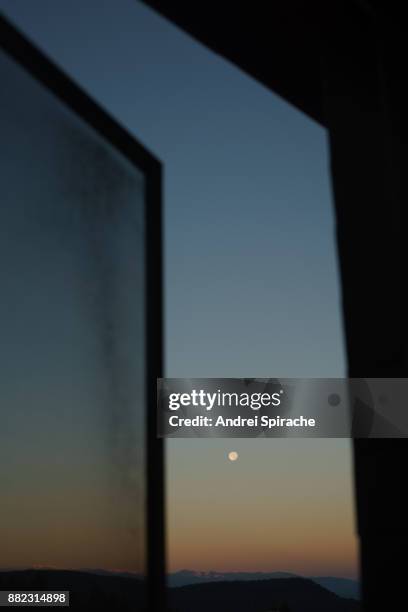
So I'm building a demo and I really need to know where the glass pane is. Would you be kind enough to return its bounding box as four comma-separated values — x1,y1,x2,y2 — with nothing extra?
0,46,146,607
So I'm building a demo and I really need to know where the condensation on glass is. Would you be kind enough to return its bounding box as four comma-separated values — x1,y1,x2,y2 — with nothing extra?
0,47,146,589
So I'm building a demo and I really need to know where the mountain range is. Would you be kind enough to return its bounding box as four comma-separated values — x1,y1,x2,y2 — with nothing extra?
169,577,360,612
168,569,360,600
0,569,360,611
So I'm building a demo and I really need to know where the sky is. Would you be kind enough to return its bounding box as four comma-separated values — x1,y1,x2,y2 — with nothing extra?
0,0,358,579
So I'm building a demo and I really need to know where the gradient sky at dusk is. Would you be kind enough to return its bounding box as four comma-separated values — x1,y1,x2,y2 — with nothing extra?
0,0,358,579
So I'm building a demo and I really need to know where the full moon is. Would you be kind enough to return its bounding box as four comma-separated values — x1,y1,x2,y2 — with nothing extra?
228,451,239,461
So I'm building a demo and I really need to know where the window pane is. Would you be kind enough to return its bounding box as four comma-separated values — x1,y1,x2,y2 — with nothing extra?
0,46,146,603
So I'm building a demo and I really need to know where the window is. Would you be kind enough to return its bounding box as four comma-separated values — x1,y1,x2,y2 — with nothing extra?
0,17,162,609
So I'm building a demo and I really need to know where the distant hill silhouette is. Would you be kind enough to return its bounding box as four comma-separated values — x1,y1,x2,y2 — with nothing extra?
0,570,360,611
168,570,360,599
169,578,360,612
168,570,297,586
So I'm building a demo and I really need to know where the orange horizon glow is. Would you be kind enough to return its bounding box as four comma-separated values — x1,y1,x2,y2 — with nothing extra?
166,439,359,580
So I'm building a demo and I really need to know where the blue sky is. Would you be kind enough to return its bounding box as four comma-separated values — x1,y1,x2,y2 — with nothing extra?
0,0,357,578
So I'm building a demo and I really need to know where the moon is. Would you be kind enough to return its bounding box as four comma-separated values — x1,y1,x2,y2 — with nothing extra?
228,451,239,462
